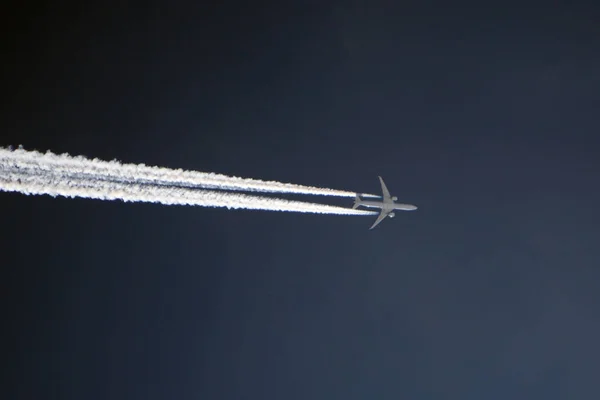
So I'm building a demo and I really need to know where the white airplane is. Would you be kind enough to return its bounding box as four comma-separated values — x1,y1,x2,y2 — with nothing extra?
353,176,417,230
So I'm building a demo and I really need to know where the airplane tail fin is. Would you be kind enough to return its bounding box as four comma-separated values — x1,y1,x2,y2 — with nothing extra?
352,194,361,209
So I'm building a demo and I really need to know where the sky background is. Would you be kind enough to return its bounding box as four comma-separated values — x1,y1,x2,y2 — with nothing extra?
2,1,600,399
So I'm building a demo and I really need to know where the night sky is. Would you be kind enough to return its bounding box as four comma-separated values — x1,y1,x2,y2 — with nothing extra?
3,1,600,399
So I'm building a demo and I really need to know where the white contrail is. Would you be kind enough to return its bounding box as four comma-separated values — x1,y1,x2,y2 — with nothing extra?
0,154,377,216
1,147,379,198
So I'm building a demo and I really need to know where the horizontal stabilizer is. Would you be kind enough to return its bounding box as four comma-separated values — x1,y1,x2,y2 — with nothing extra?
352,194,361,209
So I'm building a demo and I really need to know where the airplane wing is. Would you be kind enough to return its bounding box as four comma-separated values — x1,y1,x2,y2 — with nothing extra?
369,209,390,230
378,176,391,201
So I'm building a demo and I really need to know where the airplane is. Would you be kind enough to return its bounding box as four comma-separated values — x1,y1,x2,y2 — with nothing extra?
353,176,417,230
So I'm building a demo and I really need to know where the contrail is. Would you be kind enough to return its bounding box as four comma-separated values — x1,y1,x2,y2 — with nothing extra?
0,148,377,216
1,147,379,198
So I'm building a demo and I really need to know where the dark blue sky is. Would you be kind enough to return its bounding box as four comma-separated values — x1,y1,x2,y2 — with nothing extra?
3,1,600,399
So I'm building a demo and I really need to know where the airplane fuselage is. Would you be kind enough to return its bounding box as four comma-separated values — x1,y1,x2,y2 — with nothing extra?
356,200,417,211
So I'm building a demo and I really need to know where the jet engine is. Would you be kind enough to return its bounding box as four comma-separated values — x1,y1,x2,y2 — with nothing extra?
389,212,395,218
392,196,398,201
